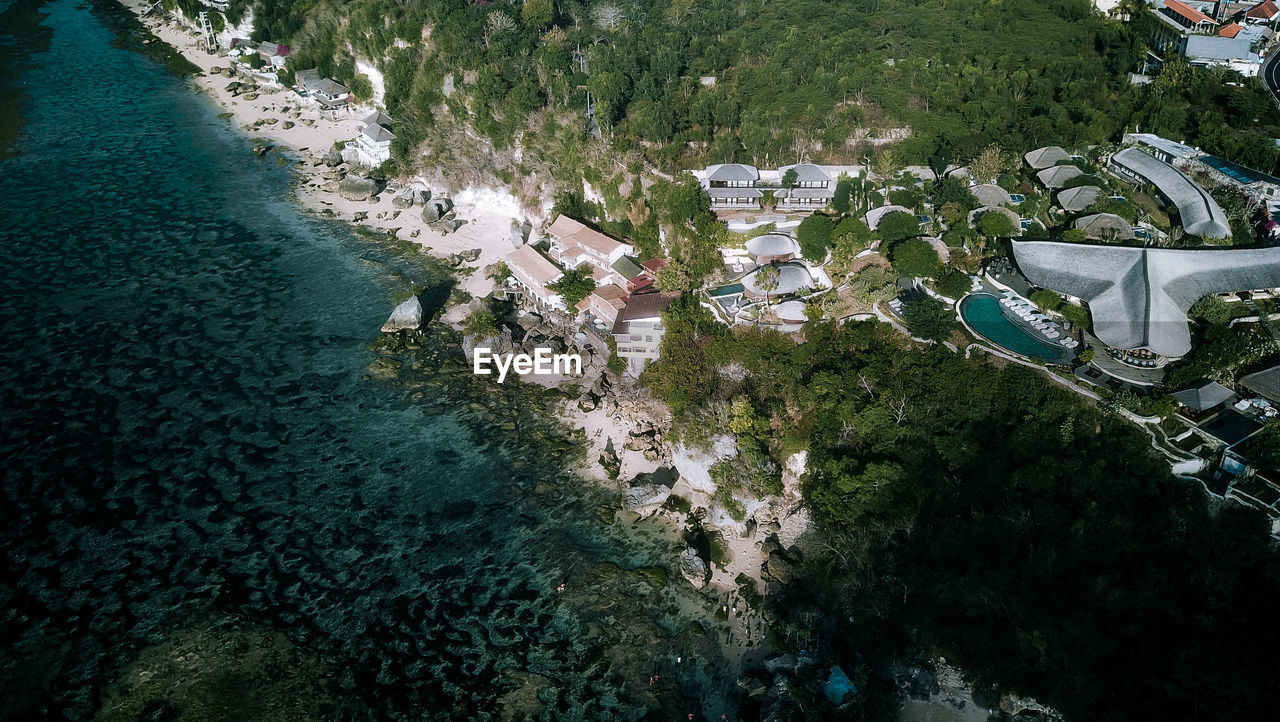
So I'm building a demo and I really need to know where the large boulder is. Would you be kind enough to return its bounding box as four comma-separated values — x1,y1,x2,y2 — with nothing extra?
679,547,710,589
323,149,343,167
338,176,380,201
381,296,423,333
421,197,454,223
391,191,415,209
430,219,465,235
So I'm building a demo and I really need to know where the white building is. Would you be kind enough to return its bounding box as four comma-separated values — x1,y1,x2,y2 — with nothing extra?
504,245,566,313
355,111,394,167
545,216,636,288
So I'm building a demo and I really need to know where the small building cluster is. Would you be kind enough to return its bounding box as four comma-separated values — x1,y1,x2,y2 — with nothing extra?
691,163,861,212
500,216,673,376
1143,0,1276,74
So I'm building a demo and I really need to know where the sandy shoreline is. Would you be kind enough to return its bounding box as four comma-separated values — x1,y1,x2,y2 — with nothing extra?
127,2,774,631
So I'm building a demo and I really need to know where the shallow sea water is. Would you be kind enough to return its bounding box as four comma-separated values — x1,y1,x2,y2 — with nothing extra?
0,1,736,719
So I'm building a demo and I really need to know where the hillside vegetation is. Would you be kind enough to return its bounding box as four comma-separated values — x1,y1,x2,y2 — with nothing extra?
201,0,1280,191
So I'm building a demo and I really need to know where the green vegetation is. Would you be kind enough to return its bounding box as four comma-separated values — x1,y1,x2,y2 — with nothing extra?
876,211,922,245
548,267,594,306
796,215,835,263
1030,289,1062,312
1165,324,1277,388
933,269,972,300
889,238,941,279
903,298,955,342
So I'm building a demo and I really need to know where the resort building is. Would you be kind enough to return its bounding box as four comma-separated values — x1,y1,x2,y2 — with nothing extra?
612,293,677,376
775,163,835,211
1240,364,1280,404
1011,240,1280,358
504,244,566,314
576,284,629,331
1024,146,1070,170
743,233,800,264
354,111,394,167
545,216,637,289
1124,133,1199,164
1074,213,1136,240
970,184,1013,207
256,42,290,69
1036,165,1084,190
1109,147,1231,238
864,204,916,230
699,163,763,210
692,163,863,213
741,262,813,301
1172,379,1238,419
1056,185,1104,212
1182,34,1259,73
296,69,350,110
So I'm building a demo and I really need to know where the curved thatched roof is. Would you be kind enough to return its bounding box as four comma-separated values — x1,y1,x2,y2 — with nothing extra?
743,262,812,297
1056,185,1103,213
1074,213,1135,240
1037,165,1083,189
864,204,915,230
1025,146,1070,170
744,233,799,259
970,183,1013,207
968,206,1020,229
1111,148,1229,238
775,300,808,322
1011,240,1280,357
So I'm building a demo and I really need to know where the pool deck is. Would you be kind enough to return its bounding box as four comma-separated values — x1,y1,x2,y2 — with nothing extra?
960,288,1078,364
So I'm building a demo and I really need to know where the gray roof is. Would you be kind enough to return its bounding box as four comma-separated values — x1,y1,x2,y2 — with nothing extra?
865,204,915,230
1074,213,1135,240
971,183,1012,207
296,68,321,88
775,300,808,321
1240,365,1280,404
1025,146,1070,170
1011,240,1280,357
1056,185,1104,212
969,206,1020,228
1037,165,1083,189
744,233,799,259
742,262,812,297
1171,380,1236,413
312,78,349,97
1111,148,1230,238
362,111,392,129
784,187,836,199
362,124,395,143
707,187,763,199
785,163,832,183
707,163,759,182
1184,35,1253,62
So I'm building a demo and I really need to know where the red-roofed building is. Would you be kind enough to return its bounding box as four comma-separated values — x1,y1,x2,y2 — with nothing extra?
626,258,668,295
1246,0,1280,22
1161,0,1218,30
1219,21,1244,36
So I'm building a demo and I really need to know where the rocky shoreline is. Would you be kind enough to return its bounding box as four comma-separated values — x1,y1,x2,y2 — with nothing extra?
120,0,840,709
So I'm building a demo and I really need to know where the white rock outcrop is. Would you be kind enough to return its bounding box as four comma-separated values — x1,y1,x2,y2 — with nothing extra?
381,296,423,333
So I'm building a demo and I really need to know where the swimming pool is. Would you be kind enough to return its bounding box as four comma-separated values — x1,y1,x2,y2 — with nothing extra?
960,293,1076,364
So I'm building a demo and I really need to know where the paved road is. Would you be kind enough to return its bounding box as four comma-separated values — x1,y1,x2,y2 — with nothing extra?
1263,48,1280,105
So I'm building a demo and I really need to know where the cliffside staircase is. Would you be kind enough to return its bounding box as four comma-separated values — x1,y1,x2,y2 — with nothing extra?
198,11,216,53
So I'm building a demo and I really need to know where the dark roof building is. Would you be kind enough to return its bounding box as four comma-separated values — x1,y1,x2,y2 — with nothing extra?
1240,365,1280,403
1172,379,1237,414
1011,240,1280,357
